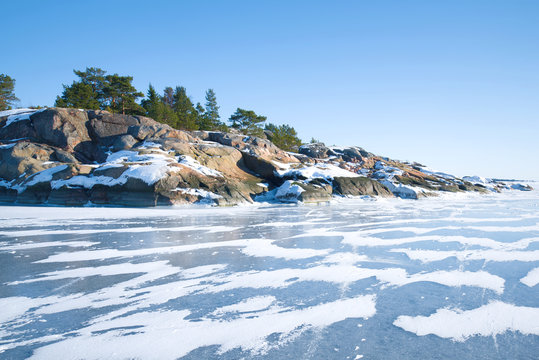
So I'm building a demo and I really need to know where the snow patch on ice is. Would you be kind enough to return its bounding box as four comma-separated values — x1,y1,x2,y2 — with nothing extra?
28,296,377,359
393,301,539,341
392,248,539,263
520,267,539,287
0,240,98,252
241,239,331,260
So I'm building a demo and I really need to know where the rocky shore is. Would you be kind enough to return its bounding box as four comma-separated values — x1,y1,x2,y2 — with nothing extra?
0,108,533,206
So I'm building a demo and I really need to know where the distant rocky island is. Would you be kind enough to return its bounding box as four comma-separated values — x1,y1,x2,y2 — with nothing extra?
0,108,533,207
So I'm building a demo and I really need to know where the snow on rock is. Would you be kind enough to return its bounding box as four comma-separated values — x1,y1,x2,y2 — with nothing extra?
0,178,15,188
178,155,222,177
0,143,16,149
510,183,533,191
462,176,500,192
371,161,428,199
462,176,491,185
13,165,69,193
51,148,181,189
0,108,38,118
275,163,359,182
416,166,457,180
275,180,304,202
173,188,223,203
53,164,178,189
379,180,424,200
1,108,45,128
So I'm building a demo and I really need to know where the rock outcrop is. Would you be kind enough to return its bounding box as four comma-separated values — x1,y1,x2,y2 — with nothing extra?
0,108,532,206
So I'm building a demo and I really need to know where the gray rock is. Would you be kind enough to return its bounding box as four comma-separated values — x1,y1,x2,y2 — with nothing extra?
93,165,128,178
48,187,89,206
0,187,17,203
87,111,155,145
0,142,55,180
298,143,335,159
299,182,333,202
332,177,393,197
53,149,78,163
111,134,138,151
241,152,281,181
0,117,38,141
128,125,161,141
32,108,91,150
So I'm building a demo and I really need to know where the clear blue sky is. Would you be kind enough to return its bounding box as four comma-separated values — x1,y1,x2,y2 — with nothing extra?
3,0,538,179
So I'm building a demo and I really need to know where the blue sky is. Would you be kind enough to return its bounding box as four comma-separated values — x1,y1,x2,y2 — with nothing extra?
3,0,538,179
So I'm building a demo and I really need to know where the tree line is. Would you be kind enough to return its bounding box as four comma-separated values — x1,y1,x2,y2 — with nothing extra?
0,69,304,151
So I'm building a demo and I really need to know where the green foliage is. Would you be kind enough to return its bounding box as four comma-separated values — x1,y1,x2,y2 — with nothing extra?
193,89,225,131
142,84,164,120
141,84,178,127
0,74,20,110
55,82,101,109
55,67,144,115
265,123,302,152
103,74,144,115
172,86,198,130
56,67,104,110
229,108,266,136
310,137,322,144
74,67,107,103
162,87,175,108
51,68,296,140
202,89,223,130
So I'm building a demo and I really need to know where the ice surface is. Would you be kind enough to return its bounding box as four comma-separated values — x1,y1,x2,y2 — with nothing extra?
0,188,538,359
211,296,277,316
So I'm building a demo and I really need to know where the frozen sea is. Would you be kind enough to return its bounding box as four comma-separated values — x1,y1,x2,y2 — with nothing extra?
0,189,538,359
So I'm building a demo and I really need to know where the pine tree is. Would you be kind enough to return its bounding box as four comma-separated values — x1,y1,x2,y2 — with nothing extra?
55,82,101,109
73,67,107,103
0,74,19,110
141,84,163,120
229,108,266,136
195,102,207,129
265,123,302,152
172,86,198,130
141,84,179,127
162,87,175,108
103,74,144,115
204,89,221,129
55,68,106,109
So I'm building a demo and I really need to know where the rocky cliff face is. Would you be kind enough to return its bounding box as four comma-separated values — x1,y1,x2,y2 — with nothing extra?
0,108,531,206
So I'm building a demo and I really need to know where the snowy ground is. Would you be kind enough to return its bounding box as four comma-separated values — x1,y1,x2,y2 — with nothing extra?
0,188,538,359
